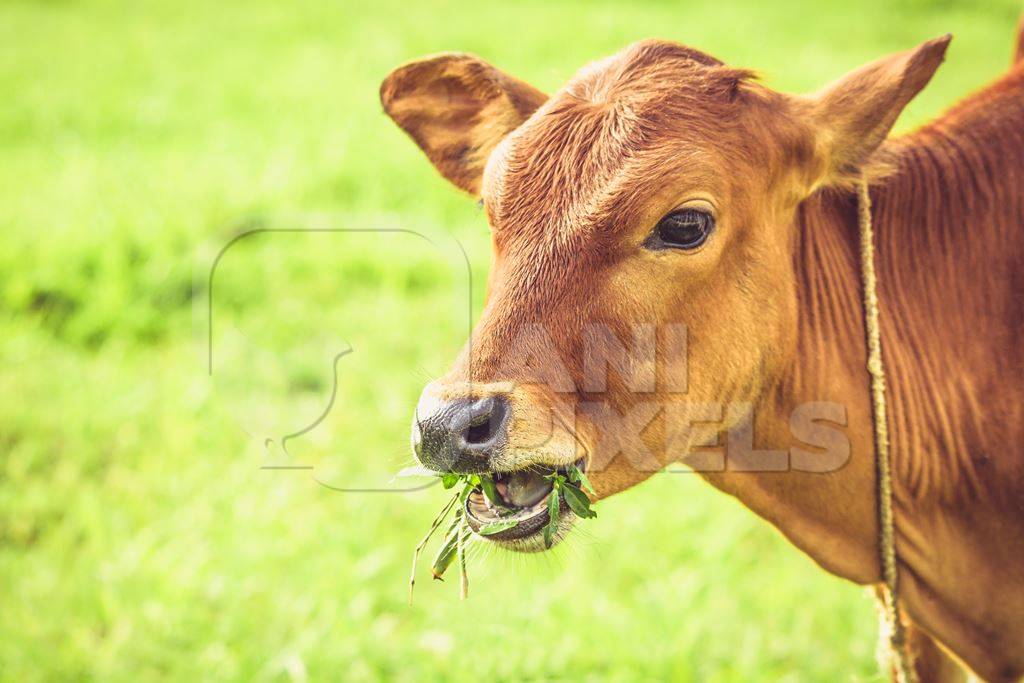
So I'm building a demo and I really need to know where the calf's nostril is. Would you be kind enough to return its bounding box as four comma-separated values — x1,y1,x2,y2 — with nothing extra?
464,418,493,445
458,396,508,448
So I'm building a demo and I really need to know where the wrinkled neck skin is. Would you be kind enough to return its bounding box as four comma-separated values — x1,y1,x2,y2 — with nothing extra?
695,66,1024,680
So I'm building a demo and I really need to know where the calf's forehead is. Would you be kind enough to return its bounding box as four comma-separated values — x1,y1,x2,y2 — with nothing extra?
482,40,761,241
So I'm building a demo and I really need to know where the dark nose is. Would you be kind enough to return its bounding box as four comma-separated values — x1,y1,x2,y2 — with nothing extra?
412,395,510,473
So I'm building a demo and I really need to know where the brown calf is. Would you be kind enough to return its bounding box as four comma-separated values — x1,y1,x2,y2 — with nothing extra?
383,22,1024,682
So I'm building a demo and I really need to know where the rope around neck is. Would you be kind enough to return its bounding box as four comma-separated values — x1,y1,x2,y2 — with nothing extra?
856,178,917,683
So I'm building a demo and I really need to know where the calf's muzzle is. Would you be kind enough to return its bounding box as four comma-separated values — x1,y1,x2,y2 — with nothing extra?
411,394,510,473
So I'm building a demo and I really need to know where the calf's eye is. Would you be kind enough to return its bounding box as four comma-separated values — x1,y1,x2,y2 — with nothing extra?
646,208,714,250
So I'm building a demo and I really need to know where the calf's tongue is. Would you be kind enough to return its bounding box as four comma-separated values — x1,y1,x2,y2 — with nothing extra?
502,470,552,508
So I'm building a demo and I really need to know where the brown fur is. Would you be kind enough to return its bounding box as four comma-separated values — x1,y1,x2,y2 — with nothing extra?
383,22,1024,682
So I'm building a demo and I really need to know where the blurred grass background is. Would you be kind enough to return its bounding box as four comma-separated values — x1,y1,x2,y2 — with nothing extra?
1,0,1020,680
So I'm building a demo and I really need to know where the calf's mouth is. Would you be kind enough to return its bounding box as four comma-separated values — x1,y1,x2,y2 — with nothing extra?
463,459,585,543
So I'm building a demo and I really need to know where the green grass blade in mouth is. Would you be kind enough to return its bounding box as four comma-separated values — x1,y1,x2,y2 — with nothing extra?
408,490,460,605
543,487,560,549
478,518,519,535
430,516,464,580
478,474,503,508
567,463,595,495
561,481,597,519
457,516,469,600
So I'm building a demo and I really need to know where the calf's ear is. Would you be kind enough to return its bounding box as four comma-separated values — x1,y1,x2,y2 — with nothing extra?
809,35,951,186
380,54,547,196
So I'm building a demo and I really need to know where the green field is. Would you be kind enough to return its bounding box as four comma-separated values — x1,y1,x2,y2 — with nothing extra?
2,1,1020,680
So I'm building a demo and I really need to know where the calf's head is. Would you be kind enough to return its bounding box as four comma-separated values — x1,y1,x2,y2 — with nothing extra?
382,37,948,550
